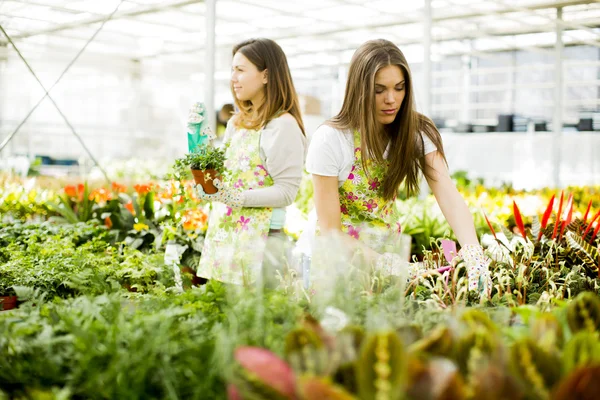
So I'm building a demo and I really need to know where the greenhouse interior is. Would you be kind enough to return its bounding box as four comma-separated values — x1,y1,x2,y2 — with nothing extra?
1,0,600,398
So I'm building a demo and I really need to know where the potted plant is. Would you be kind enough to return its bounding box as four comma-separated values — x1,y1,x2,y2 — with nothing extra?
170,143,227,194
0,280,18,311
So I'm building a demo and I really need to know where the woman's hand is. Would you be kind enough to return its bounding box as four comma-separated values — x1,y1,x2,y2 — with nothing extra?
194,179,244,209
456,244,491,297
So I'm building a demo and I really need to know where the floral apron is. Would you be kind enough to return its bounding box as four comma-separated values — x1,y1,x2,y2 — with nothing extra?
309,131,403,285
197,127,274,285
338,131,402,252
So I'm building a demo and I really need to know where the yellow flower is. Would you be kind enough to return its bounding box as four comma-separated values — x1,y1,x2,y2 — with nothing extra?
134,223,149,231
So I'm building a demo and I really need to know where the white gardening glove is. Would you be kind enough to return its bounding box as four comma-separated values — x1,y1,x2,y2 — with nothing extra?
456,244,491,298
194,178,244,209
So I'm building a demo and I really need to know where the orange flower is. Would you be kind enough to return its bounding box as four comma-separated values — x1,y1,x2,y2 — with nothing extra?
89,188,113,203
64,185,77,197
112,182,127,193
156,182,177,202
125,200,135,214
181,209,208,231
134,183,153,195
104,216,113,228
64,183,85,202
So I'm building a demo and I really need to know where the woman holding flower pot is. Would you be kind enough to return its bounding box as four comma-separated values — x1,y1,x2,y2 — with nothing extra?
193,38,306,286
298,39,490,298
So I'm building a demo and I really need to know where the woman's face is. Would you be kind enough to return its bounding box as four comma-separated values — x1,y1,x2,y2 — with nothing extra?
374,64,406,126
231,51,267,105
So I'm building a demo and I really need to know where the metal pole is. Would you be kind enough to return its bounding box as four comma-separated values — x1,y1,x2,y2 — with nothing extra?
205,0,216,134
423,0,432,116
0,44,6,157
552,7,563,188
460,43,471,124
419,0,433,200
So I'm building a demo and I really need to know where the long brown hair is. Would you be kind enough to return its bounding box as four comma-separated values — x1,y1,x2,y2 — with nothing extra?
231,38,305,135
329,39,445,201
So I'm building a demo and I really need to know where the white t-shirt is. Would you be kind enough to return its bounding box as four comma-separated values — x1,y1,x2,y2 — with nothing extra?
295,124,438,258
306,124,437,185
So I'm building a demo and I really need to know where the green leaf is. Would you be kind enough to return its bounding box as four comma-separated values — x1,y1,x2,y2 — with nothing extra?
143,191,155,221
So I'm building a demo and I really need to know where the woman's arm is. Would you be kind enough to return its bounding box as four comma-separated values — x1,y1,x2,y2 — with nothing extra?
424,150,479,246
312,174,342,231
242,115,306,208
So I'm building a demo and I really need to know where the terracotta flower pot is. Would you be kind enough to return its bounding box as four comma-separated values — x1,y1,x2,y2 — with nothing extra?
191,168,219,194
181,266,208,287
0,296,18,311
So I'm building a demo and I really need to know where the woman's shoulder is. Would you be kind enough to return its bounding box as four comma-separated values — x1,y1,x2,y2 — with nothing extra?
312,123,351,142
268,112,299,128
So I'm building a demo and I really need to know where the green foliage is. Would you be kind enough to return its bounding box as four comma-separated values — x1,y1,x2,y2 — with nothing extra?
170,143,228,182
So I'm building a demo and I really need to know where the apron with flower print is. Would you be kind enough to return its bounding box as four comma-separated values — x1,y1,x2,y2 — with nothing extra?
197,127,274,285
337,131,403,253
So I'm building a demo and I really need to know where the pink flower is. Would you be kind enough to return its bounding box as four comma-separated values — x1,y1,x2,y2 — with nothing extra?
234,179,244,189
346,192,358,201
237,216,251,231
340,205,348,215
258,181,264,186
347,225,360,239
369,178,381,191
348,165,356,181
226,206,233,216
363,199,378,211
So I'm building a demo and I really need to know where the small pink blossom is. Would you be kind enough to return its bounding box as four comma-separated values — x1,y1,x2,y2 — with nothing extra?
363,199,378,211
346,192,358,201
347,225,360,239
369,178,381,191
237,216,251,231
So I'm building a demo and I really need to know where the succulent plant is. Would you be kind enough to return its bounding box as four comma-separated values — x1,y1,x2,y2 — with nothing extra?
530,313,563,353
469,364,524,400
561,331,600,374
459,309,498,335
296,376,357,400
355,331,406,400
230,346,297,400
454,328,500,376
285,327,330,377
552,365,600,400
408,326,454,359
405,357,466,400
331,325,365,394
509,338,561,400
566,292,600,334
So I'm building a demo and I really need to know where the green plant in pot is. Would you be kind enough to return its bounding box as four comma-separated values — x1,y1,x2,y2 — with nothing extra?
169,101,228,195
171,143,227,194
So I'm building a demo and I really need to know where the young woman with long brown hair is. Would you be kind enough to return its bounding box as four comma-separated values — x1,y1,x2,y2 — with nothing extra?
301,39,489,296
192,38,306,286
